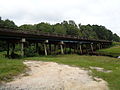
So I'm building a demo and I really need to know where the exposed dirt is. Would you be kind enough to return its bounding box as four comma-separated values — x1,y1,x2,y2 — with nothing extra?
0,61,109,90
90,66,112,73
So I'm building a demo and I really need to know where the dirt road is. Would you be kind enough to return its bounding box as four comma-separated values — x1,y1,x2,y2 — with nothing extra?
0,61,109,90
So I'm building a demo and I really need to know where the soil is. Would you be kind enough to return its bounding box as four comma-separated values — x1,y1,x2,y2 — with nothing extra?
0,61,109,90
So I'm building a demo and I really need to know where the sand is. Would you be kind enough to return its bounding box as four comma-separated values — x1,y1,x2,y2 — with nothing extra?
0,61,109,90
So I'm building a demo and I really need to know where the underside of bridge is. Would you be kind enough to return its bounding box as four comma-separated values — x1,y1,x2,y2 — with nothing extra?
0,28,112,58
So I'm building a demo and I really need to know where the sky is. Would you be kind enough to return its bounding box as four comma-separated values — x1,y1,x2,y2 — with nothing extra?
0,0,120,36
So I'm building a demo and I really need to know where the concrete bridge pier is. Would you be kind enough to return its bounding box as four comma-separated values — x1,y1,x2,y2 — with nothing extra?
60,41,64,54
90,43,94,53
44,40,48,56
79,44,82,54
97,43,101,50
21,38,26,57
43,44,47,56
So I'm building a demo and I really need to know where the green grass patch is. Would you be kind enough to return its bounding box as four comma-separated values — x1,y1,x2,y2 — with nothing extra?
25,55,120,90
0,52,26,82
112,42,120,46
97,45,120,57
0,51,120,90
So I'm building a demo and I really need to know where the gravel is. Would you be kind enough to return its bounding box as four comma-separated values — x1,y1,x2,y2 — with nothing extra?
0,61,109,90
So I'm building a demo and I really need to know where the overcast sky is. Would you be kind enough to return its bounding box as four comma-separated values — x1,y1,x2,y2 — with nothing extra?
0,0,120,36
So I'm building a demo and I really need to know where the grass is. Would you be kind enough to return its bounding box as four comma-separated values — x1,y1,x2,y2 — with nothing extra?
97,45,120,57
0,52,26,82
24,55,120,90
0,51,120,90
112,42,120,46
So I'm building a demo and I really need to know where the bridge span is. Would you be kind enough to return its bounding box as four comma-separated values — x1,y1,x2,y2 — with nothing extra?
0,28,112,57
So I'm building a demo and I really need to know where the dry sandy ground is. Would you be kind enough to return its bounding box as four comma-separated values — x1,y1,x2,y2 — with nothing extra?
0,61,109,90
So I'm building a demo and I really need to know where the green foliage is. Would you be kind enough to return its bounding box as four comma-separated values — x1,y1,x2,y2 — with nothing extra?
0,16,120,41
80,24,98,39
92,25,120,41
97,45,120,57
35,22,53,33
112,42,120,46
62,20,81,36
0,17,17,29
0,41,7,51
53,23,66,34
19,24,36,30
112,33,120,42
0,52,26,82
24,45,39,57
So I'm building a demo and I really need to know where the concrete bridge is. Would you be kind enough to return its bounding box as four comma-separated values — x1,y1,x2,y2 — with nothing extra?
0,28,112,57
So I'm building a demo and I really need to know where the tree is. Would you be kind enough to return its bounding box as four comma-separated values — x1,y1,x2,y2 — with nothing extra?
3,19,18,29
53,23,66,35
0,17,5,28
80,25,98,39
35,22,53,33
69,20,77,27
112,33,120,42
19,24,36,30
66,24,80,36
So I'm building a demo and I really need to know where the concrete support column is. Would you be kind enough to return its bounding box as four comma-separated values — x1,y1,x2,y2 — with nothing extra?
97,43,101,50
79,44,82,54
44,44,47,56
44,40,48,56
60,44,64,54
21,38,26,57
91,43,94,52
60,41,64,54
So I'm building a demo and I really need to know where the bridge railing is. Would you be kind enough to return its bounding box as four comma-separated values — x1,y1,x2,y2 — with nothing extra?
0,28,112,43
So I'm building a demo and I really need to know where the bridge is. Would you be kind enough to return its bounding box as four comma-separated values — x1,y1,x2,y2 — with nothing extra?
0,28,112,57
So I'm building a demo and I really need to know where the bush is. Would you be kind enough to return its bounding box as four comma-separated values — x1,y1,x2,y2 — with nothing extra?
25,45,39,57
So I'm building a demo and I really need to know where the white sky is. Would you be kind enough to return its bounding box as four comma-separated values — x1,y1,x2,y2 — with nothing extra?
0,0,120,36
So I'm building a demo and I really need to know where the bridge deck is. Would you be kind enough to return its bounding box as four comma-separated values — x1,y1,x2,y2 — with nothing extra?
0,28,111,44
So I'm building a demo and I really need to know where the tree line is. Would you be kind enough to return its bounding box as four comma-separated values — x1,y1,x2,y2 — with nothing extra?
0,17,120,42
